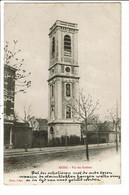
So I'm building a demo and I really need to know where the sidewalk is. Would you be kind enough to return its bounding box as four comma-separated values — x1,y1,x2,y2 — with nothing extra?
4,143,117,158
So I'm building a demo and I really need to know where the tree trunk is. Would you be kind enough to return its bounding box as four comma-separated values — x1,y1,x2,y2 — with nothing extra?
86,136,89,161
97,133,99,145
85,119,89,161
116,124,118,152
39,134,42,151
107,132,109,145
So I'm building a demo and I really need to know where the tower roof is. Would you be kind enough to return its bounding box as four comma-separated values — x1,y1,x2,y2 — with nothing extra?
49,20,78,35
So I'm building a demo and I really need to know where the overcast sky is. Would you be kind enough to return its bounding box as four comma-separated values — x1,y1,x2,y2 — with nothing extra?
4,3,121,120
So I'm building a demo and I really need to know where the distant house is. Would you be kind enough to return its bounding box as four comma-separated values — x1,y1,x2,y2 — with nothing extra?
36,118,48,131
81,124,96,136
81,120,121,144
29,117,48,147
29,117,48,131
81,122,110,144
107,120,121,143
29,116,40,131
4,64,16,148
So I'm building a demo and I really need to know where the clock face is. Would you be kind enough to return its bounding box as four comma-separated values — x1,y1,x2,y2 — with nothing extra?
65,67,70,72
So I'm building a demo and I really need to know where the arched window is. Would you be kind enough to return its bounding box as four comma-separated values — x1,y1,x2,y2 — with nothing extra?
52,37,55,58
66,83,71,97
66,106,71,119
51,105,54,112
52,85,54,97
51,105,55,120
64,35,71,56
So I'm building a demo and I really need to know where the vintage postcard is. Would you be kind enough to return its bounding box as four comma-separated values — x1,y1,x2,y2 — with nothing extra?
3,2,121,185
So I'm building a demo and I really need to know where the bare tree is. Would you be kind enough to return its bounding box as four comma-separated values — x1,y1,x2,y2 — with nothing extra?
92,116,110,145
23,104,33,123
107,102,120,152
72,90,100,161
14,111,19,122
91,115,101,144
4,40,31,94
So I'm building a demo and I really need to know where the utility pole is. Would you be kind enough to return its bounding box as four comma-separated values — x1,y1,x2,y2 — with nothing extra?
65,130,67,148
39,132,42,151
115,101,118,152
85,118,89,161
107,101,120,153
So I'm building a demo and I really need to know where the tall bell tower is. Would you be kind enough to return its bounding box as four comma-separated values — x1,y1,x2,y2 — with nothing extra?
48,20,81,141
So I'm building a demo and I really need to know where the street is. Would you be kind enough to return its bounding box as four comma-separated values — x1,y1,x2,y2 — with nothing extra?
4,143,121,185
4,143,120,173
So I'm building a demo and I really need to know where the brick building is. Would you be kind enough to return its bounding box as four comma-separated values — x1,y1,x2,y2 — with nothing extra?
4,64,16,148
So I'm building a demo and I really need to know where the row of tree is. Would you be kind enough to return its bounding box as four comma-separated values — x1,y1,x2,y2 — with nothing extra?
72,92,120,161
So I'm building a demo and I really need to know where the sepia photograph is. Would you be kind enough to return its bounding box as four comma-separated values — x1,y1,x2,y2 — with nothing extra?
3,2,121,185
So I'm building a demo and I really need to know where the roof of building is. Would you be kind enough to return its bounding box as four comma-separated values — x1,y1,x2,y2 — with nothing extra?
4,64,17,72
49,20,78,34
36,118,48,131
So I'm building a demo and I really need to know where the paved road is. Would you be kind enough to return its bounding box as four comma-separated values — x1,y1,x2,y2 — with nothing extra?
4,143,117,158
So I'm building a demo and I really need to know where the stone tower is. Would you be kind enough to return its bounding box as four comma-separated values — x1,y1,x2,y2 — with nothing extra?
48,20,81,141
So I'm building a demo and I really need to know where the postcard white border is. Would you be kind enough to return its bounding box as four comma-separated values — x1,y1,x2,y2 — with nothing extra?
0,0,129,194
